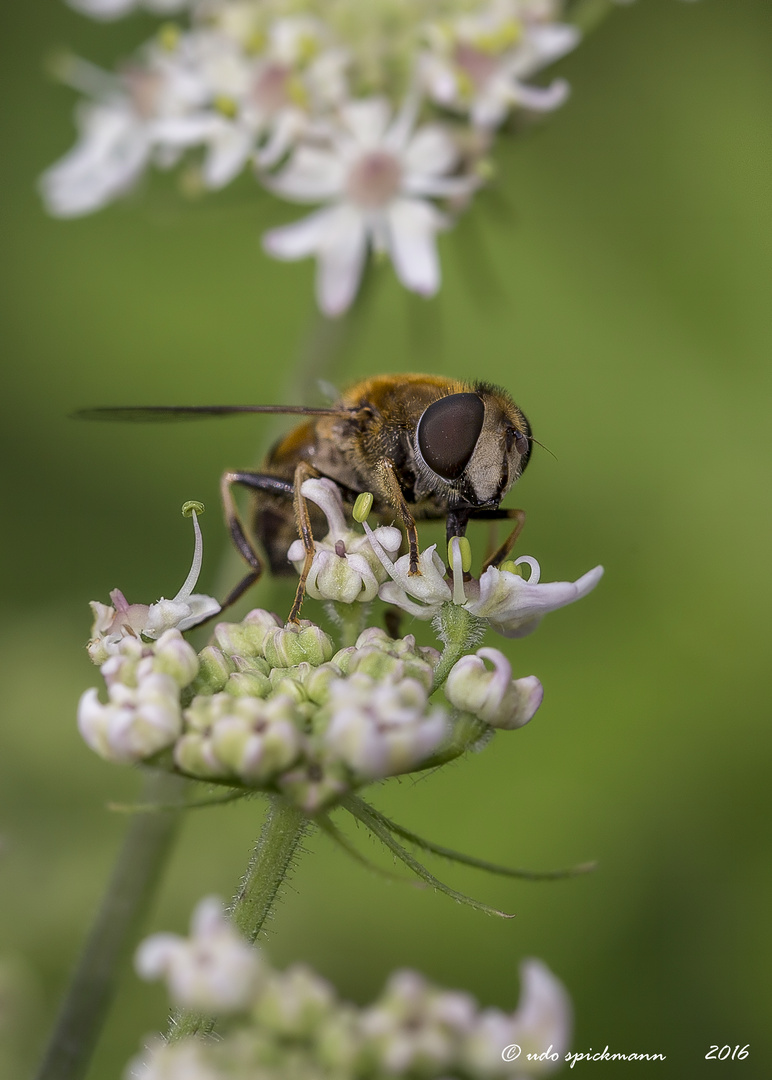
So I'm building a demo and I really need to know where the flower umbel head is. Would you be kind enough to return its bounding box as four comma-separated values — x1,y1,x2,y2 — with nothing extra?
131,898,574,1078
43,0,584,313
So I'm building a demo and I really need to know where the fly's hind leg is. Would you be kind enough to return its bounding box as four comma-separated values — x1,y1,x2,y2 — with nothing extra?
468,507,526,571
219,470,295,612
287,461,321,624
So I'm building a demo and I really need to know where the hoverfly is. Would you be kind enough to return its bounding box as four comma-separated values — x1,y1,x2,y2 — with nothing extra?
78,374,532,622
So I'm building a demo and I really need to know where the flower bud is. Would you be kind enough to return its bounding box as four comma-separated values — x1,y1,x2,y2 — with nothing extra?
322,674,448,780
225,670,272,698
173,729,233,780
262,621,334,668
445,648,543,729
209,695,303,783
277,759,350,813
303,662,343,705
143,628,199,687
253,964,337,1038
214,609,282,658
189,645,236,695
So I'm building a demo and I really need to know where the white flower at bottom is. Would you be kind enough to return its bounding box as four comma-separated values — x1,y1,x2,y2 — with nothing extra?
462,959,572,1076
445,647,543,729
263,96,476,316
135,897,263,1014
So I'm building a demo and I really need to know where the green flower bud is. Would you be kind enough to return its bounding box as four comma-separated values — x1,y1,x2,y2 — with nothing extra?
214,609,282,658
225,670,272,698
262,622,334,668
190,645,236,695
277,759,350,813
209,695,303,784
173,730,232,780
303,662,343,705
253,965,337,1039
149,629,200,688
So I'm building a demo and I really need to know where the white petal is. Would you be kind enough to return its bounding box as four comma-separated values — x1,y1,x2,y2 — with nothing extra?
267,145,346,203
511,959,573,1060
341,98,391,148
151,113,225,147
526,25,581,69
512,78,571,113
263,206,340,260
134,933,182,979
386,199,443,297
315,204,368,316
403,124,458,178
204,125,254,188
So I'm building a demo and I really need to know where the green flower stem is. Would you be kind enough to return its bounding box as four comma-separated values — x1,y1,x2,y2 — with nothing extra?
431,604,485,692
34,770,187,1080
168,795,309,1042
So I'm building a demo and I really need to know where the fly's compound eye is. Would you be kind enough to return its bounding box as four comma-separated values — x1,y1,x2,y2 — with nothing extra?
416,393,485,481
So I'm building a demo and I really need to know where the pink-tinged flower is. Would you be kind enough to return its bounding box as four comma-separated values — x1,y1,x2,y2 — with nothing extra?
422,2,580,130
263,96,476,315
86,504,219,663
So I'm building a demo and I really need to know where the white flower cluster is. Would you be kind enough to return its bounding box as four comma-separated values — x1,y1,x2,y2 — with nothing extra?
79,597,549,809
43,0,580,314
129,896,572,1079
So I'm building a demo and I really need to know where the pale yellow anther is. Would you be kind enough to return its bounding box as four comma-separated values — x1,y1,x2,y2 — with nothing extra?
353,492,374,523
158,22,181,52
448,536,472,573
214,95,238,118
500,560,521,576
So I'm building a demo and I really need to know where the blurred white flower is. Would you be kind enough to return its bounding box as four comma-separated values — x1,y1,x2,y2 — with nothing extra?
422,1,580,129
68,0,188,19
41,46,207,217
263,96,476,315
135,897,264,1013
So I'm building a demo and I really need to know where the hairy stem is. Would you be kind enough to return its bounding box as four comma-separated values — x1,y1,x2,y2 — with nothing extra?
168,795,309,1042
34,770,187,1080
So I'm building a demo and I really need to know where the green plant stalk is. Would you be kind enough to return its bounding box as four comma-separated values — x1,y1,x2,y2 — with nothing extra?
168,795,309,1042
34,770,187,1080
431,604,485,691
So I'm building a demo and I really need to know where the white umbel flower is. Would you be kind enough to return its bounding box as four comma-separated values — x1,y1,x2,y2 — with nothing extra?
287,478,402,603
263,96,475,315
135,897,264,1014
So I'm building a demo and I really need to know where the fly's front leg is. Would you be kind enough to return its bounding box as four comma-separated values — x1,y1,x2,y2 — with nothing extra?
287,461,321,624
220,470,294,612
472,507,526,571
375,458,421,575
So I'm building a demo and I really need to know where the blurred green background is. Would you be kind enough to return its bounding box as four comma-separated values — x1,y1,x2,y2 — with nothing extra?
2,0,771,1076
